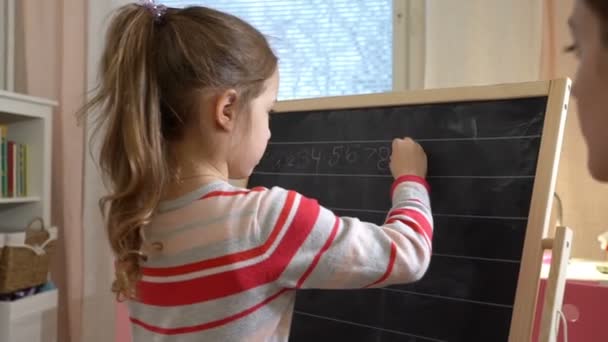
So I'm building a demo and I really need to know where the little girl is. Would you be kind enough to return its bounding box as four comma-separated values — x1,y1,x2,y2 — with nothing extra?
83,1,433,341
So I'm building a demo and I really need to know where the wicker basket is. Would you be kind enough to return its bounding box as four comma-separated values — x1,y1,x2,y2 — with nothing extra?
0,217,57,294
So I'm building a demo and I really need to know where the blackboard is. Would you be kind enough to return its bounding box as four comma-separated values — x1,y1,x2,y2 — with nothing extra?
247,80,569,342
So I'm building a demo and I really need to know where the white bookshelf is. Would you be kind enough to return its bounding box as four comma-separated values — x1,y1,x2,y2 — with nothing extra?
0,90,55,229
0,90,57,342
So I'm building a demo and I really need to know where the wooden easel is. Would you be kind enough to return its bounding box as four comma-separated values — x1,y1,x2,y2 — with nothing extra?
539,225,573,342
507,78,571,342
255,78,574,341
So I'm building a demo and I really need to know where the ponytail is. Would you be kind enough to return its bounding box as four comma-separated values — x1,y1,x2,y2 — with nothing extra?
78,2,278,299
80,4,168,299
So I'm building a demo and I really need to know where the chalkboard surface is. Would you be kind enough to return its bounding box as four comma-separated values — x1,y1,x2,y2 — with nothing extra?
247,82,568,342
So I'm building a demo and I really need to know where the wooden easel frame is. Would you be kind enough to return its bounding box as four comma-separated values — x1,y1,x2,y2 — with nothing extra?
511,78,571,342
258,78,572,341
539,225,573,342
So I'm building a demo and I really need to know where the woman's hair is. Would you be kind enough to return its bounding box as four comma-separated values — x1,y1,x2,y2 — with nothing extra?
79,3,277,299
586,0,608,44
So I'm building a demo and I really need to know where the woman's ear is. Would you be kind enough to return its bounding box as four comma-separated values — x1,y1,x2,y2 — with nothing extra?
213,89,238,131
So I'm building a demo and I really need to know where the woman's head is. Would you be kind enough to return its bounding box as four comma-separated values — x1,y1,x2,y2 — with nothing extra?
82,2,278,298
570,0,608,181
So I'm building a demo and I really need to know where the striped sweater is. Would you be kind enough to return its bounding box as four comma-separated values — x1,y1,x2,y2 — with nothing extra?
128,175,433,342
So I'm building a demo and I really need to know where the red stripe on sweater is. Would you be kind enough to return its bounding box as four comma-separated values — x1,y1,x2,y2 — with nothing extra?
201,187,266,200
130,288,290,335
142,188,288,277
390,175,430,198
365,242,397,288
295,216,340,288
137,194,321,306
386,208,433,241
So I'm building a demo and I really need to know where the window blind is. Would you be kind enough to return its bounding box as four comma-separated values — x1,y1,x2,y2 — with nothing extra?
160,0,392,100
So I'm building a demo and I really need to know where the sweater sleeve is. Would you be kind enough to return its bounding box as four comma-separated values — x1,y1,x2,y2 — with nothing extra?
257,175,433,289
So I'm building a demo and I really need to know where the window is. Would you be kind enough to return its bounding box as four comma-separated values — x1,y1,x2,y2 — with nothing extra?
160,1,393,100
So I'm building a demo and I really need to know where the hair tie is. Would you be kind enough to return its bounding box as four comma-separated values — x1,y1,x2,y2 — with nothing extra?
138,0,168,23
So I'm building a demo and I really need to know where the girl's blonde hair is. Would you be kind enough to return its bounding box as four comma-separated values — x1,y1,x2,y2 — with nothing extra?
79,3,277,300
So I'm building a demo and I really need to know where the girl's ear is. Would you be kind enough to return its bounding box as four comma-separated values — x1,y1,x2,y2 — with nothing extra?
213,89,238,131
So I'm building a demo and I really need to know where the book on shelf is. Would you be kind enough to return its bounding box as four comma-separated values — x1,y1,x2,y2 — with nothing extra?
8,141,14,197
0,125,28,198
1,125,6,197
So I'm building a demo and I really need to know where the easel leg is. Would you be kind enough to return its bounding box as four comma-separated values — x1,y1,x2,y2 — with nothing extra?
539,226,573,342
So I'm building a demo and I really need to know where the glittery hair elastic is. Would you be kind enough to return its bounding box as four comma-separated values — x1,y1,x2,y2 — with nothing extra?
138,0,168,23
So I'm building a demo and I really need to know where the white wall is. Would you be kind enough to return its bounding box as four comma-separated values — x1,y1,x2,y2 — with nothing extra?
424,0,543,88
0,0,6,90
0,0,16,91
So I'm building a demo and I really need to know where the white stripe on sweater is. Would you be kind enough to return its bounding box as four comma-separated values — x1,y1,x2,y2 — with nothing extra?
141,192,302,283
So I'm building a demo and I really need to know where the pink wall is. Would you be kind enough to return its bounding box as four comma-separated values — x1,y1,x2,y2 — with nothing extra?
116,303,132,342
533,278,608,341
16,0,87,340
